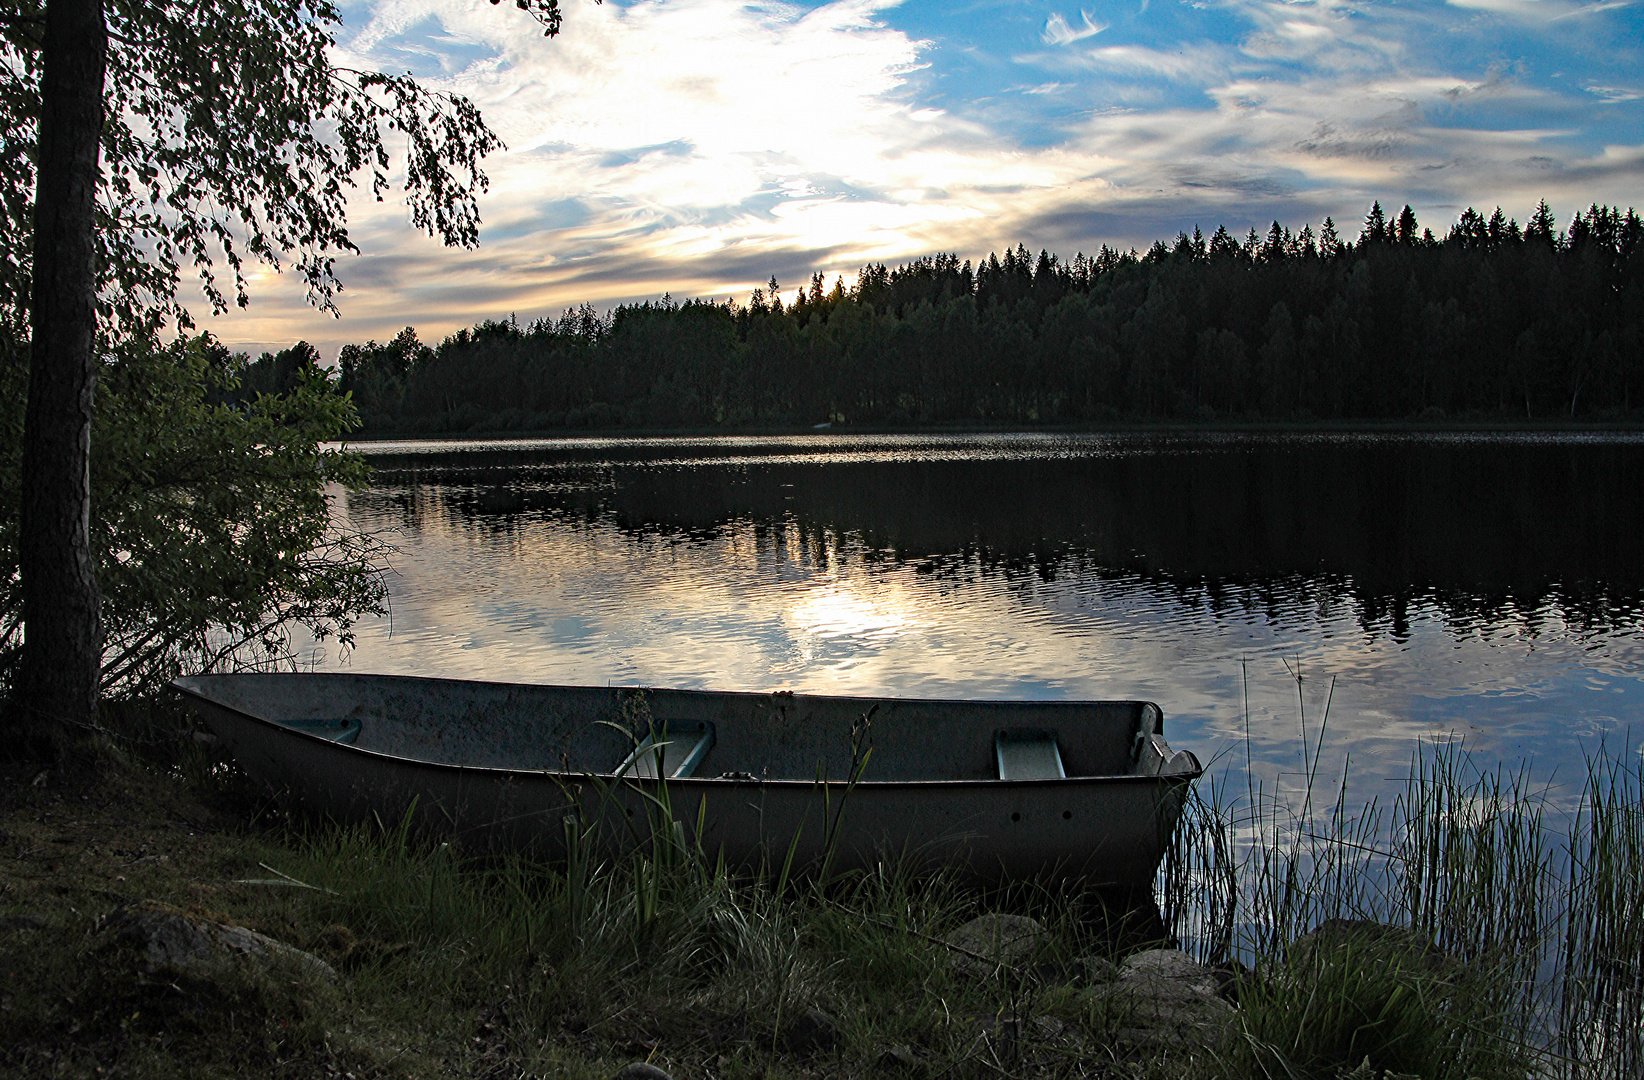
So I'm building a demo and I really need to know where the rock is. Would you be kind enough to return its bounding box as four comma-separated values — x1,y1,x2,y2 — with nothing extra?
1120,948,1222,996
1209,957,1252,1002
1090,948,1235,1053
1075,954,1120,984
877,1044,926,1072
106,900,337,983
945,914,1045,977
1288,919,1447,973
611,1064,673,1080
1032,1015,1066,1040
781,1006,841,1055
0,914,47,932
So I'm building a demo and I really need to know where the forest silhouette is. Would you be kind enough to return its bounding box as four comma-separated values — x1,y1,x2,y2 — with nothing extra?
248,199,1644,432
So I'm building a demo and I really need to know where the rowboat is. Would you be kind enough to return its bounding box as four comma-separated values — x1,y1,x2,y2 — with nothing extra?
172,673,1202,888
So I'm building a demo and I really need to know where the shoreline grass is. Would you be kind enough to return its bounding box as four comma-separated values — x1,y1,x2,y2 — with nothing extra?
2,699,1640,1079
1163,728,1644,1080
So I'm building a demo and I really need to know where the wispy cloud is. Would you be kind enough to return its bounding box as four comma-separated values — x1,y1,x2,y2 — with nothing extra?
1042,9,1107,46
1446,0,1637,20
1074,43,1232,82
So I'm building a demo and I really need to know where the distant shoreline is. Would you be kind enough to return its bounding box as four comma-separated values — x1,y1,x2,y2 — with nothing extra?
338,416,1644,444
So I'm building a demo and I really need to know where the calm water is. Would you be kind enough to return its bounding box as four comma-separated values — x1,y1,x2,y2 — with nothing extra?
318,431,1644,811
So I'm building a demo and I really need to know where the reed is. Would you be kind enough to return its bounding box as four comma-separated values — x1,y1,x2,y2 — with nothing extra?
1163,686,1644,1080
1557,751,1644,1079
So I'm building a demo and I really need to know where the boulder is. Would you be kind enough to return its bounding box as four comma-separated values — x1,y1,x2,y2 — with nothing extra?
945,914,1045,977
611,1064,673,1080
1091,948,1235,1053
877,1044,927,1072
105,900,337,983
781,1006,841,1055
1120,948,1222,997
1288,919,1448,974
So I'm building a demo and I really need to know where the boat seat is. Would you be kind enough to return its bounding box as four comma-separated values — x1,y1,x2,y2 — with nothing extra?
617,720,716,780
995,728,1066,780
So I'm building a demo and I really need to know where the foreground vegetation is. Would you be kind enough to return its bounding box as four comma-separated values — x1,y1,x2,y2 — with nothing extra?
2,702,1640,1080
1167,739,1644,1080
0,334,385,703
324,199,1644,434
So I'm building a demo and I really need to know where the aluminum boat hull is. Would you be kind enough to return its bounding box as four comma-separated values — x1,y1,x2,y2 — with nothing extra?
172,673,1201,889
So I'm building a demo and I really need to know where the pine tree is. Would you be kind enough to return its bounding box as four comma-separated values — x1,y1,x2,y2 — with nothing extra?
1319,217,1341,257
1527,199,1558,246
1452,208,1486,247
1396,205,1419,244
1361,202,1388,246
1262,221,1286,262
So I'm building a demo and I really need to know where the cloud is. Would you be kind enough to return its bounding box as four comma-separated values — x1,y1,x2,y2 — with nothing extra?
1042,9,1107,46
1074,43,1232,83
1446,0,1637,19
192,0,1644,359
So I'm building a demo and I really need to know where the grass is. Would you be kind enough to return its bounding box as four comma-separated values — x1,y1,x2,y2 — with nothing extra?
2,693,1641,1079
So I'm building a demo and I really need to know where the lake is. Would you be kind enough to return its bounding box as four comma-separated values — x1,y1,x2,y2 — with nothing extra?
319,430,1644,814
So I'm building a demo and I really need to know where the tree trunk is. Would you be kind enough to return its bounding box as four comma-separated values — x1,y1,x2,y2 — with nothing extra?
9,0,107,758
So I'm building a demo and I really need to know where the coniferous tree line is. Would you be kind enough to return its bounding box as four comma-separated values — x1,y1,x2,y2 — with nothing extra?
319,200,1644,432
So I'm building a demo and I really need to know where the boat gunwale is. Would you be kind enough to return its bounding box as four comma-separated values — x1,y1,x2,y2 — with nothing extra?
171,676,1204,789
173,670,1175,713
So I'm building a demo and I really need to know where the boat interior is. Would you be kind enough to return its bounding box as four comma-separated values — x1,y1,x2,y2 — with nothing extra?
177,673,1200,782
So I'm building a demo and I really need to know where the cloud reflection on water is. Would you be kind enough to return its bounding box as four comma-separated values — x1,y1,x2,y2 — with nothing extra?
309,433,1644,814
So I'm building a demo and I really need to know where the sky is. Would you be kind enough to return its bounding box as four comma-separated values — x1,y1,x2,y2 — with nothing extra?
199,0,1644,360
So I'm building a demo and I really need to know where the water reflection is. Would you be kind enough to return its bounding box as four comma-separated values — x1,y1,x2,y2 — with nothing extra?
318,432,1644,810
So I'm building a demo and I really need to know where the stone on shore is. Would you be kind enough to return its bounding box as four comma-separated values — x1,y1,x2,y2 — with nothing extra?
1092,947,1236,1053
945,913,1045,977
104,899,337,983
781,1006,842,1054
611,1063,674,1080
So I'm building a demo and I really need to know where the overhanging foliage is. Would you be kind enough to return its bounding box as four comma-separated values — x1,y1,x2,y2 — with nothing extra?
0,334,387,698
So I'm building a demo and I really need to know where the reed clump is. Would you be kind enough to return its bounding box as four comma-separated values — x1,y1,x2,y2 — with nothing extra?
1163,732,1644,1080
